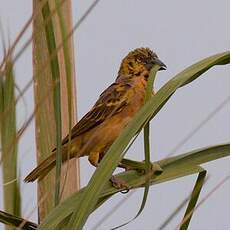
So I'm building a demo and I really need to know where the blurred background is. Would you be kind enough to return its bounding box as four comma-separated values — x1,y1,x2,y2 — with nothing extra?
0,0,230,229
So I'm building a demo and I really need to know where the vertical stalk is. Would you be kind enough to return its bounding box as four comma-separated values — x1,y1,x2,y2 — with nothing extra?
0,58,21,230
50,0,80,201
32,0,79,221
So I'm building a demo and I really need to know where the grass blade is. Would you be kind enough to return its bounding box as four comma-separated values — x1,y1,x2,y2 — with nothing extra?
39,142,230,229
139,65,160,212
66,51,230,228
111,66,160,230
158,142,230,169
41,1,62,206
66,64,162,229
52,0,80,199
176,175,230,230
0,210,37,230
39,51,230,228
0,56,21,229
33,0,63,219
33,0,57,218
39,166,202,229
158,170,208,230
32,0,78,218
179,170,207,230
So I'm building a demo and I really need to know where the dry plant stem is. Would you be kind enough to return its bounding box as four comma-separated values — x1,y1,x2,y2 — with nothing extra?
0,0,101,135
0,59,21,230
33,0,79,221
0,0,67,71
1,0,101,77
1,68,74,167
18,193,48,229
0,80,54,165
33,1,57,215
1,0,101,167
49,0,80,201
0,0,68,147
0,0,102,141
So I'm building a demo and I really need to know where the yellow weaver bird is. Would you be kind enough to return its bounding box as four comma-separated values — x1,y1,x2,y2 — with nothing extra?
24,47,166,183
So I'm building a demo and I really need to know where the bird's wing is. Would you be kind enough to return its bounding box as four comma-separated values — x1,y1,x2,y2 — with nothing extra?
61,81,132,145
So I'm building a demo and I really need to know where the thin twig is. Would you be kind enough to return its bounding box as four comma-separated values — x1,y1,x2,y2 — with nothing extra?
0,0,50,70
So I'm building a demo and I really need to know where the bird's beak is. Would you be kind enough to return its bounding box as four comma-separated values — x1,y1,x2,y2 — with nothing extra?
145,58,167,71
153,58,167,70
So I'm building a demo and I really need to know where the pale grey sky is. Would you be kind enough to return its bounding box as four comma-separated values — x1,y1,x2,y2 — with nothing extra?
0,0,230,229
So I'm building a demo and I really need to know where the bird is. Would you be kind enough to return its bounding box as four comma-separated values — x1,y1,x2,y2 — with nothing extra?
24,47,166,183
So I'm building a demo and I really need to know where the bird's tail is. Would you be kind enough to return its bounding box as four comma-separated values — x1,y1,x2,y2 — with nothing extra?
24,152,57,182
24,144,80,183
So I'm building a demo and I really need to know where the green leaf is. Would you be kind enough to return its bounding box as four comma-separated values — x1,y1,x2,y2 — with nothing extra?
111,65,160,229
55,0,73,148
39,142,230,229
40,51,230,229
157,142,230,169
0,210,37,230
39,166,201,230
0,57,21,229
41,1,62,205
179,170,207,230
66,66,163,228
66,51,230,228
132,66,159,219
142,65,160,190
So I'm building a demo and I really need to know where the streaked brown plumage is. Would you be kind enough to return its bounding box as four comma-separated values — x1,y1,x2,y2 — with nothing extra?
24,47,166,183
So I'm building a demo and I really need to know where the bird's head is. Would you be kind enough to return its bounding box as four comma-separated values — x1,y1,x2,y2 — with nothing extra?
118,47,166,79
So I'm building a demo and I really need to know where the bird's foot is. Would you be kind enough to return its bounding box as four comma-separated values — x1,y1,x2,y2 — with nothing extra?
110,175,130,194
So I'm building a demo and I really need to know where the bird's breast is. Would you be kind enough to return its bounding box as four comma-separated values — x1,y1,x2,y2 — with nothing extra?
80,78,148,155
